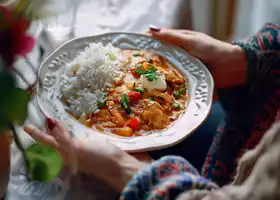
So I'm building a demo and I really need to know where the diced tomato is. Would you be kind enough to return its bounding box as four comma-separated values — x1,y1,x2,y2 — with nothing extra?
126,118,140,130
131,67,140,78
128,92,141,104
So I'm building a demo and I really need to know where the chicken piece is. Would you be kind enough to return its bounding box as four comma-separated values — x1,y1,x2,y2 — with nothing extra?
149,89,173,103
91,109,109,122
96,125,105,132
101,122,117,128
148,54,163,66
163,68,177,82
107,101,125,126
140,99,169,129
163,68,184,84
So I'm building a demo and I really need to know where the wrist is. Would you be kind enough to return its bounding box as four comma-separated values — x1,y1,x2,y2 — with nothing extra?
228,45,248,86
217,43,248,87
229,44,247,65
219,43,247,65
74,140,146,192
113,154,147,192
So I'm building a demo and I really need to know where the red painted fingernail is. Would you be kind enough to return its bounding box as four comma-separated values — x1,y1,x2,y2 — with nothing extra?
149,24,160,32
46,118,56,131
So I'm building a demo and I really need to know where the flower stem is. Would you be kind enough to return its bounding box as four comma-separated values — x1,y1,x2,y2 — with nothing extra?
23,56,37,74
23,56,42,95
12,67,38,96
12,68,30,85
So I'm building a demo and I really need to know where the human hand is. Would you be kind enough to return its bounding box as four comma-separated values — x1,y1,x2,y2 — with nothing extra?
24,118,77,172
24,118,148,192
148,26,247,89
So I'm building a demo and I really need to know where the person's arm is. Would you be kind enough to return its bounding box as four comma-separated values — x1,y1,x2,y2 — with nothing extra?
120,156,218,200
74,140,148,192
214,44,248,88
202,23,280,186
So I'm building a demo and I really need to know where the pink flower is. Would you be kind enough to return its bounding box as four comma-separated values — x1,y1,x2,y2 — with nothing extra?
0,6,35,66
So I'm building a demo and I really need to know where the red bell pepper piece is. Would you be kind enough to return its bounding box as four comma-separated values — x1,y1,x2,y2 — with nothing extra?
126,118,140,130
130,67,140,78
128,92,141,104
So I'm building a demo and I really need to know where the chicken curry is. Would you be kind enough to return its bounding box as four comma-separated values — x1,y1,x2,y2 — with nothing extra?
70,50,188,137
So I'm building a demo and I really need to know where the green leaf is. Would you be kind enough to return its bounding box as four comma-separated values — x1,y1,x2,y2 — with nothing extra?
0,68,16,101
0,67,17,132
25,143,63,182
3,88,30,125
0,113,10,133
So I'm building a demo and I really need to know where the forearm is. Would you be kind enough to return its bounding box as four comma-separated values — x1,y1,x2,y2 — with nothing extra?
112,153,147,192
213,42,248,88
74,140,146,192
222,44,248,86
202,23,280,186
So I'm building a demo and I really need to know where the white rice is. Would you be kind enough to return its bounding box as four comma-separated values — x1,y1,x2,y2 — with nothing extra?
60,43,126,117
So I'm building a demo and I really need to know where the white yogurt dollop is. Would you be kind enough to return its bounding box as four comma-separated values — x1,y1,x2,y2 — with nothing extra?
140,73,167,91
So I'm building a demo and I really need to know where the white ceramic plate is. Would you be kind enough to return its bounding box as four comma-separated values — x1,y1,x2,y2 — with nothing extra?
36,32,214,153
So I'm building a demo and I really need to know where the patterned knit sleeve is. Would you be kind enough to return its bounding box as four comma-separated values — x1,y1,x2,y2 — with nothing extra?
202,23,280,186
120,156,218,200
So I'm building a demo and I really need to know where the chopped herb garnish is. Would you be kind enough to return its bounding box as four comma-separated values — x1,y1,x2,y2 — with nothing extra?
97,100,106,108
121,94,132,114
146,75,154,81
173,91,181,99
147,64,155,71
136,63,143,68
136,64,145,75
135,64,159,81
135,87,144,94
143,66,159,81
133,52,140,57
179,88,186,94
172,103,181,110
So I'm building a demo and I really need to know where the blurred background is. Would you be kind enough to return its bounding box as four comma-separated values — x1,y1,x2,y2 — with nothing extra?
35,0,280,57
1,0,280,62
